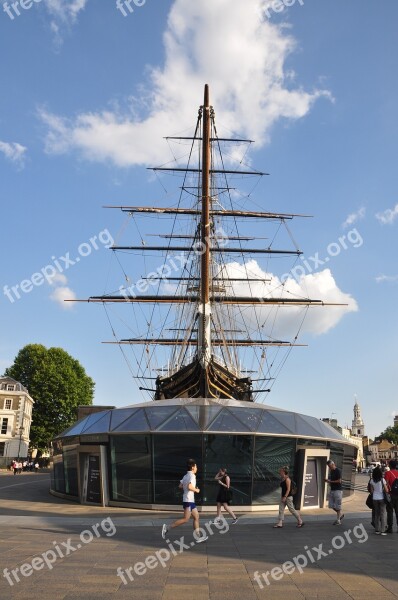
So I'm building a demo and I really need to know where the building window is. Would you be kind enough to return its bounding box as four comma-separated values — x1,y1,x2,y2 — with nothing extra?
0,442,5,456
1,418,8,435
7,384,15,391
4,399,12,410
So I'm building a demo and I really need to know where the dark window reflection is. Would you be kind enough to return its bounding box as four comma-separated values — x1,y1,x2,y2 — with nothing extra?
153,434,202,504
203,434,253,506
252,437,296,505
51,455,65,494
64,449,78,497
110,435,152,503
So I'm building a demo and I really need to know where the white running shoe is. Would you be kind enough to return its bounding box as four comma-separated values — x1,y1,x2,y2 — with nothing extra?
161,524,168,539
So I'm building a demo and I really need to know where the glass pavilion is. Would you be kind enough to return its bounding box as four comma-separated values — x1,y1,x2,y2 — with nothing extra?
51,398,357,510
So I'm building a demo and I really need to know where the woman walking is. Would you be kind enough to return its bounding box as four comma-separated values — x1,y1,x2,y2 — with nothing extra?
213,468,238,524
274,466,304,528
370,466,389,535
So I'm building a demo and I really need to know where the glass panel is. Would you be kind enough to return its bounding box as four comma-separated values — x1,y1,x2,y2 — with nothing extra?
63,448,78,496
267,410,297,433
110,409,136,431
202,406,223,429
227,407,262,432
295,414,327,438
61,416,90,437
252,437,296,505
203,434,253,506
185,405,200,425
297,438,328,448
51,454,65,494
315,419,344,440
256,411,291,434
81,412,109,433
207,409,251,432
110,435,152,503
145,406,179,430
83,411,111,434
115,409,150,432
158,408,200,432
153,435,202,504
342,444,357,497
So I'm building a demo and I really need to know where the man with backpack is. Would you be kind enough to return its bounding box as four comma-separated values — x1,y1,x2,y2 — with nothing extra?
384,459,398,533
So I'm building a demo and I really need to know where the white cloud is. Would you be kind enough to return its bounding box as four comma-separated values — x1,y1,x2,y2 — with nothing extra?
49,272,68,286
342,206,365,229
44,0,88,22
214,261,358,338
39,0,332,167
375,203,398,225
50,286,76,308
375,274,398,283
43,0,88,44
0,140,27,167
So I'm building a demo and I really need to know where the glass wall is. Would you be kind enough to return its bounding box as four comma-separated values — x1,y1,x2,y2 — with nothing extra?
54,431,356,506
110,435,152,503
203,434,253,506
63,446,78,497
153,434,202,504
252,437,296,505
51,454,66,494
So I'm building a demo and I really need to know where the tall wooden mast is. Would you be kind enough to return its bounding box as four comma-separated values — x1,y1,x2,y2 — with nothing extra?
198,84,212,375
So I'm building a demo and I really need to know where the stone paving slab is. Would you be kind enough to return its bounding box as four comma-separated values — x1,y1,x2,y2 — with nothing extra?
1,473,397,599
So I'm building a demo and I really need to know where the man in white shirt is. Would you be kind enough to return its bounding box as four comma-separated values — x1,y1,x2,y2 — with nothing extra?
162,458,208,543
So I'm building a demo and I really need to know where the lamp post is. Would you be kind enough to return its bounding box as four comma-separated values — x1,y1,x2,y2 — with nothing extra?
17,426,24,460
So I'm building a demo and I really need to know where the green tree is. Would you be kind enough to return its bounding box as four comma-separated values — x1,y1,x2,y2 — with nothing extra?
5,344,94,449
378,425,398,445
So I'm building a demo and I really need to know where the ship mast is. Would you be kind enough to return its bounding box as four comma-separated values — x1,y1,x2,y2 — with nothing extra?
198,84,212,373
70,84,348,402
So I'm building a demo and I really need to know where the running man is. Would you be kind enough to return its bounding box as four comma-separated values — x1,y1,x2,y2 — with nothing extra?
161,458,208,543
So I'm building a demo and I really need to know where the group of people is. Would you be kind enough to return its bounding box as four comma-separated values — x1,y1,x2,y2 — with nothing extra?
10,459,39,474
368,460,398,535
161,461,239,543
161,460,305,542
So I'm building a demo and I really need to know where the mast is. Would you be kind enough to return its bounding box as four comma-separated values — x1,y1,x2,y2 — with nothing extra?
70,85,348,402
198,84,212,376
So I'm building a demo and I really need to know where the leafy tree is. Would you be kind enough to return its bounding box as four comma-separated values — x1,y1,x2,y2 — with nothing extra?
5,344,94,450
378,425,398,445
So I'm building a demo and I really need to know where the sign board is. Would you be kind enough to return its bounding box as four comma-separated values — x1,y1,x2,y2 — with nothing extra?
86,455,101,504
303,458,318,507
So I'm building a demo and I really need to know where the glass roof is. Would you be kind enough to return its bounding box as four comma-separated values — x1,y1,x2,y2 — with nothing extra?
56,399,349,442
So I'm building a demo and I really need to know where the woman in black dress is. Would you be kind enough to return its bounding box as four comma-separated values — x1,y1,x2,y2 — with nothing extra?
213,467,238,524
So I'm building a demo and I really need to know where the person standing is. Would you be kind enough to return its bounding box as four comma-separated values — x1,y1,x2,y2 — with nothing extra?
370,465,389,536
384,459,398,533
325,460,344,525
273,466,304,528
213,468,238,524
161,458,208,543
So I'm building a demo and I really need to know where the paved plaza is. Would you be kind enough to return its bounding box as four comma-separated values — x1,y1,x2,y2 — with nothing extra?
0,472,397,599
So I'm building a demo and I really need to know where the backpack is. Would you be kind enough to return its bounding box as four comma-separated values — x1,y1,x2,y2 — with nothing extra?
390,474,398,496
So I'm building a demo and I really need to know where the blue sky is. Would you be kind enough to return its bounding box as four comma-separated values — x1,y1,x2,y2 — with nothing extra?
1,0,397,441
